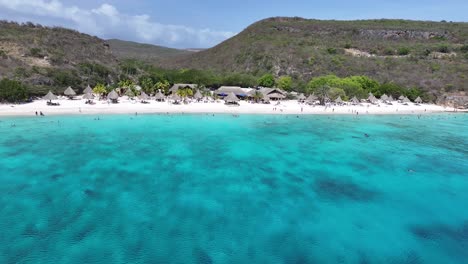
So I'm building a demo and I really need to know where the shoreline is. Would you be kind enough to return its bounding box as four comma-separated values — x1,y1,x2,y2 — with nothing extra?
0,99,464,117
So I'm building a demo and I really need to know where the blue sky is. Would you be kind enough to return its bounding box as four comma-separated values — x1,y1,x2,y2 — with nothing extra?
0,0,467,48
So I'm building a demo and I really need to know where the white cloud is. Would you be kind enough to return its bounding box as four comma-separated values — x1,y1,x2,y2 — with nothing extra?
0,0,235,48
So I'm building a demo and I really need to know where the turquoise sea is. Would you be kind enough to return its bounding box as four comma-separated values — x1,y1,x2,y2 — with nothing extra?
0,113,467,263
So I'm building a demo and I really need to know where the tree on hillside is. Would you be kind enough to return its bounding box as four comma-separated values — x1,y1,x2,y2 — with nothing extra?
155,80,170,94
140,76,155,95
277,76,292,91
257,74,275,87
0,78,29,103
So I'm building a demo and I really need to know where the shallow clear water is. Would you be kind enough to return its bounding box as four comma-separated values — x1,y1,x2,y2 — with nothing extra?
0,113,467,264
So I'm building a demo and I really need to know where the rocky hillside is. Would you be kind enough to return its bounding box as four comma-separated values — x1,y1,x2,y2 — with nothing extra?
107,39,193,62
162,17,468,94
0,21,119,94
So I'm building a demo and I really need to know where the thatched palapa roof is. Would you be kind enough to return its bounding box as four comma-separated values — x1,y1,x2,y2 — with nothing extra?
402,96,411,103
224,92,240,103
107,90,119,100
64,86,76,96
415,96,422,103
139,91,149,100
335,96,343,104
82,93,94,100
43,91,58,101
297,94,306,100
351,96,360,104
216,86,246,96
155,91,165,100
83,85,93,94
380,94,389,101
194,90,203,99
171,94,182,101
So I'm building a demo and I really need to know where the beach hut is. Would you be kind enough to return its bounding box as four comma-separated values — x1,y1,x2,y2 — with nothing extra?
194,90,203,101
83,85,93,94
43,91,59,105
351,96,360,105
388,95,394,102
139,91,150,103
402,96,411,104
398,95,405,101
415,97,423,104
64,86,76,99
380,94,389,102
107,90,119,103
334,96,344,105
368,94,377,104
154,91,165,102
224,92,240,105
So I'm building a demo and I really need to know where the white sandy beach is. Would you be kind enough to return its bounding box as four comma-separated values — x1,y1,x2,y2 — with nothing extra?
0,96,455,117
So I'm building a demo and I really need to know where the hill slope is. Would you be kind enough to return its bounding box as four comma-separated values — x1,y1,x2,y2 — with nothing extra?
162,17,468,94
0,21,119,94
107,39,193,61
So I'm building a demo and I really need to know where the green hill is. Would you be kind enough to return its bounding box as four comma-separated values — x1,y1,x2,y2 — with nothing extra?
0,21,119,94
162,17,468,94
107,39,193,61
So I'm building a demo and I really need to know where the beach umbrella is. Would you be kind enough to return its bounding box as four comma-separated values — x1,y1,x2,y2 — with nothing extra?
368,94,377,104
335,96,343,104
64,86,76,96
107,90,119,100
402,97,411,103
380,94,389,101
82,93,94,100
139,91,149,101
351,96,360,105
83,85,93,94
415,96,423,104
194,90,203,100
43,91,58,101
171,94,182,101
388,95,394,101
155,91,165,101
224,92,240,103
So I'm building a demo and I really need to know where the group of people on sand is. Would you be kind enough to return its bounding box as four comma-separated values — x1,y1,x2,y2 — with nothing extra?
35,111,45,116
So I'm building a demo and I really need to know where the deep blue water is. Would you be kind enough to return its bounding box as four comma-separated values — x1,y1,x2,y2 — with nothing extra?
0,113,467,264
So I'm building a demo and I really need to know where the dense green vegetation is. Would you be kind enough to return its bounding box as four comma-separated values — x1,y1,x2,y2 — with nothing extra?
162,17,468,96
306,75,427,101
0,18,467,105
0,78,29,103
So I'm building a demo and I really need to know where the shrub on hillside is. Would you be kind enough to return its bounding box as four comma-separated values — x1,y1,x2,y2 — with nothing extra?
397,47,411,56
437,45,450,53
29,48,43,58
